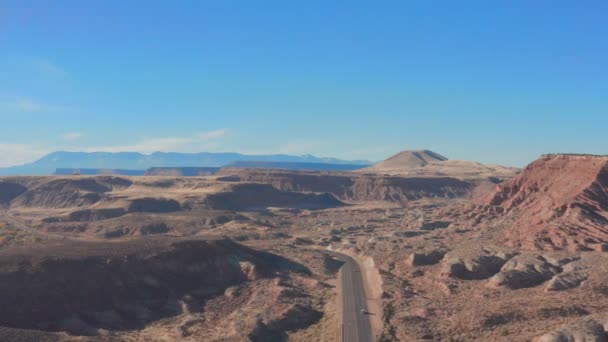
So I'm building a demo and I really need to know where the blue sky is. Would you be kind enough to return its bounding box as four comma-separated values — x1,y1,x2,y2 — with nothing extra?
1,1,606,167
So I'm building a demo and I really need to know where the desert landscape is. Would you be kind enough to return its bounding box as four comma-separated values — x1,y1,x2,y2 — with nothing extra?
4,2,606,340
0,150,607,341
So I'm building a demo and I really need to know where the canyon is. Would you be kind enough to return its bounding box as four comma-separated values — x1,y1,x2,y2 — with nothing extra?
0,151,607,341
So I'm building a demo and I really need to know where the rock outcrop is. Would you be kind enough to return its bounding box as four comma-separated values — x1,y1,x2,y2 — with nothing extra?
441,247,518,280
487,254,562,289
545,271,588,292
486,154,608,251
406,250,446,267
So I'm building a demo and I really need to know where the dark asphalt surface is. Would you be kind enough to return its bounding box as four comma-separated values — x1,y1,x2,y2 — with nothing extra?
326,251,374,342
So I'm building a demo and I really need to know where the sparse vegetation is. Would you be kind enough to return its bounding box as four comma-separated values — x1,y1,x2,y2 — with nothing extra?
1,152,608,341
379,302,397,342
482,311,524,328
0,222,44,247
539,306,590,318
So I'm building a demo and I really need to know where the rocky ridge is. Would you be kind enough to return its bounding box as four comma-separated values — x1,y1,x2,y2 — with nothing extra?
487,154,608,251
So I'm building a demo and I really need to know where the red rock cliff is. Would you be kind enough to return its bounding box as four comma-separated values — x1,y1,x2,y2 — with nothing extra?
486,154,608,251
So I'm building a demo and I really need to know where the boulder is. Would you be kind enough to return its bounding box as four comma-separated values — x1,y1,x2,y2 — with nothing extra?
406,250,446,267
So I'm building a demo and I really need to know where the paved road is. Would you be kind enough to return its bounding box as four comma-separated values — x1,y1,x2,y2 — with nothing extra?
326,251,374,342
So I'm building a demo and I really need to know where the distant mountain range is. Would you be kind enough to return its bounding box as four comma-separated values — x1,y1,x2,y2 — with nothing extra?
0,151,372,175
54,168,147,176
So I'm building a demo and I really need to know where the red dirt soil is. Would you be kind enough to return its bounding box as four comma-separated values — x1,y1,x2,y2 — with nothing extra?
486,154,608,251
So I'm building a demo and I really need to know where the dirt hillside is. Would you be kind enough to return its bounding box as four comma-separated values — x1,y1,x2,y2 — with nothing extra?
364,150,447,169
359,150,519,180
0,237,326,341
486,154,608,251
216,168,474,203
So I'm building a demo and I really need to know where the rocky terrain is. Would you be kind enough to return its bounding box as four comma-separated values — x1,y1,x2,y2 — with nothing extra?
0,236,332,342
487,154,608,251
216,168,475,203
0,151,607,341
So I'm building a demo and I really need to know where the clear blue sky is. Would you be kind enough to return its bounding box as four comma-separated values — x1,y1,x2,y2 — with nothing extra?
1,0,606,167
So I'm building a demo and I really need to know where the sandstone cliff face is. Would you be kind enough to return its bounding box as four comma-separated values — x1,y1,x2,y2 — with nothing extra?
216,168,472,203
486,154,608,251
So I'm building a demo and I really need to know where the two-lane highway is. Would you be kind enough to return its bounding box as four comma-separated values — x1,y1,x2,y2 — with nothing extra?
326,251,374,342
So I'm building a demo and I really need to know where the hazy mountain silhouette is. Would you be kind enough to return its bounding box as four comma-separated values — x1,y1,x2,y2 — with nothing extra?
0,151,372,175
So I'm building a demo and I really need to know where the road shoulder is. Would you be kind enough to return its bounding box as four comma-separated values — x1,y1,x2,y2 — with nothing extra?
328,247,384,340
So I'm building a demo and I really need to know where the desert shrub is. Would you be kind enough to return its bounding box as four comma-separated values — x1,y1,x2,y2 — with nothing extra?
482,311,524,328
379,302,397,342
539,306,589,318
594,285,608,297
